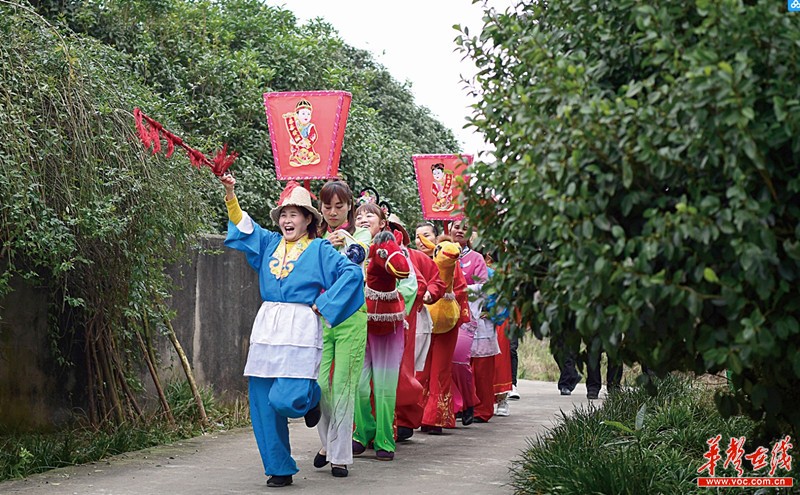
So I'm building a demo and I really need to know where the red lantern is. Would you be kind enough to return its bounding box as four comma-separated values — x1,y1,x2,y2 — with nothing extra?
263,91,351,180
412,154,472,221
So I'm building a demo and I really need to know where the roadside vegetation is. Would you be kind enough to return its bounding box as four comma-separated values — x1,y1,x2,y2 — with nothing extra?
462,0,800,440
512,375,798,495
0,383,249,481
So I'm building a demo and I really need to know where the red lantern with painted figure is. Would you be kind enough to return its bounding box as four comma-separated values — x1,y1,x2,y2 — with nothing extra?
412,154,472,221
263,91,352,180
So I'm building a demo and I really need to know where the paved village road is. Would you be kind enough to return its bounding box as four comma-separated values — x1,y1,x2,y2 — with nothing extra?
1,380,600,495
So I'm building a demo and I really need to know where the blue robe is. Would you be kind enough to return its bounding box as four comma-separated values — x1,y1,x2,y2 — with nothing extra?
225,213,365,478
226,217,365,379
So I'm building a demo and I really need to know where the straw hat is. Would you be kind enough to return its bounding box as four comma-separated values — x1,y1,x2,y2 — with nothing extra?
270,181,323,225
387,213,411,246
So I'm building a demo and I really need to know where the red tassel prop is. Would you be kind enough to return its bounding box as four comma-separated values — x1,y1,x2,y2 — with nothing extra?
277,180,317,203
150,123,161,154
134,108,151,149
211,144,238,177
132,108,238,176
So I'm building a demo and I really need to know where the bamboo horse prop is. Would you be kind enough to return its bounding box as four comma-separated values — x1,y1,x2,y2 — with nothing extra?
416,234,461,334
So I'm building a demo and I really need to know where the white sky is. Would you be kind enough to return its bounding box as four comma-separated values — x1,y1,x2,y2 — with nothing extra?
266,0,502,156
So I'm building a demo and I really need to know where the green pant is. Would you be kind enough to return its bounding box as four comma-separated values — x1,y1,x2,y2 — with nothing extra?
316,308,367,465
353,323,405,453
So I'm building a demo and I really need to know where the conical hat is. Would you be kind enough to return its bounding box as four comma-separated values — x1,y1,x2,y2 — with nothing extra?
270,181,323,225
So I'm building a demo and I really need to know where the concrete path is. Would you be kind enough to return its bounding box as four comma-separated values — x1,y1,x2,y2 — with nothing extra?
1,380,600,494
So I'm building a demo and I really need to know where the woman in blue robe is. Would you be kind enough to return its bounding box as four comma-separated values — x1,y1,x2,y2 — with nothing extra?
220,175,364,488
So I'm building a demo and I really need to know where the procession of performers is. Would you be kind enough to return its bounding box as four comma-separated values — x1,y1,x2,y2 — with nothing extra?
220,175,517,488
135,93,513,490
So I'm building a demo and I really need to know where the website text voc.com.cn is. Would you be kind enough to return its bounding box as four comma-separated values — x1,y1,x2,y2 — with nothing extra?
698,477,793,488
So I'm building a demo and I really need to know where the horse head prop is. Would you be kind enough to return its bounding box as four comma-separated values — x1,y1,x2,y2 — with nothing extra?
367,231,410,290
365,230,410,335
416,233,461,334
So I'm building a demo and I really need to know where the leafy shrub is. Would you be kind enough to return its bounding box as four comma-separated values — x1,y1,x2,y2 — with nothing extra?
40,0,460,226
512,376,762,495
460,0,800,435
1,1,212,425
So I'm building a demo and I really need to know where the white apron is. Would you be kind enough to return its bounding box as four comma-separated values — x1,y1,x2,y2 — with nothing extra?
243,301,323,379
414,306,434,372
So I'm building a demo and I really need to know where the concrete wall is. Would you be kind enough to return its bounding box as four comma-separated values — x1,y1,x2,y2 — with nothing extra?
160,234,261,400
0,235,261,430
0,271,84,430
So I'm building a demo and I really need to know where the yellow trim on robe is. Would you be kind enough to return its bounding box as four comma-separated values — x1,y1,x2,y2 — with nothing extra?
269,235,311,279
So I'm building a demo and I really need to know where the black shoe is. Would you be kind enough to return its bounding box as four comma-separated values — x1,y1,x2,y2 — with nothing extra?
461,406,474,426
331,465,348,477
559,387,572,396
352,440,366,456
313,451,329,468
587,391,599,400
473,417,488,423
267,475,293,487
304,403,321,428
397,426,414,441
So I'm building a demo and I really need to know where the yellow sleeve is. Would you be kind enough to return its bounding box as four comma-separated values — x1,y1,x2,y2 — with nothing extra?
225,196,243,225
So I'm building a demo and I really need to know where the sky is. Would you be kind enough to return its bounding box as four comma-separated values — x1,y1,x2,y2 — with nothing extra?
266,0,505,156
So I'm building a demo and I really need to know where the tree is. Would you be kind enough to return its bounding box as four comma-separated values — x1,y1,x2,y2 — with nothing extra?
0,1,213,425
1,0,462,427
459,0,800,436
39,0,460,225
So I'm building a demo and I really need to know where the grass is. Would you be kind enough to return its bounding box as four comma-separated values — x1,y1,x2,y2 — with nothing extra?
0,381,250,482
517,337,561,382
516,337,642,384
510,375,799,494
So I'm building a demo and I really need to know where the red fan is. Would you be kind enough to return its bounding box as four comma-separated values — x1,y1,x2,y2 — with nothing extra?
133,108,238,177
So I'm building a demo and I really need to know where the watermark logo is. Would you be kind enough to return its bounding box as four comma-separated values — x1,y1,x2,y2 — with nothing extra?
697,435,793,488
790,0,800,12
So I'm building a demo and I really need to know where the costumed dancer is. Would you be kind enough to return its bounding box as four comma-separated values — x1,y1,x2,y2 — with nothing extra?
352,202,417,461
413,222,439,372
415,232,466,434
493,319,514,416
391,216,446,441
449,260,481,426
221,176,364,488
451,219,500,423
485,254,513,417
313,180,371,478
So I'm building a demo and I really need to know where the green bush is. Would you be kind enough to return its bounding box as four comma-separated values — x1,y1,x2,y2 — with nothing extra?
512,376,763,495
1,1,213,424
460,0,800,436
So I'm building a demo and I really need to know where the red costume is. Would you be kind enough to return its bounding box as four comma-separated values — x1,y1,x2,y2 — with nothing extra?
418,263,470,429
395,249,446,432
493,320,513,395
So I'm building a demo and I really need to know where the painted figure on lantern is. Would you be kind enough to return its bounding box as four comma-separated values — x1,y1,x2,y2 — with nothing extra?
283,99,321,167
430,162,455,212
